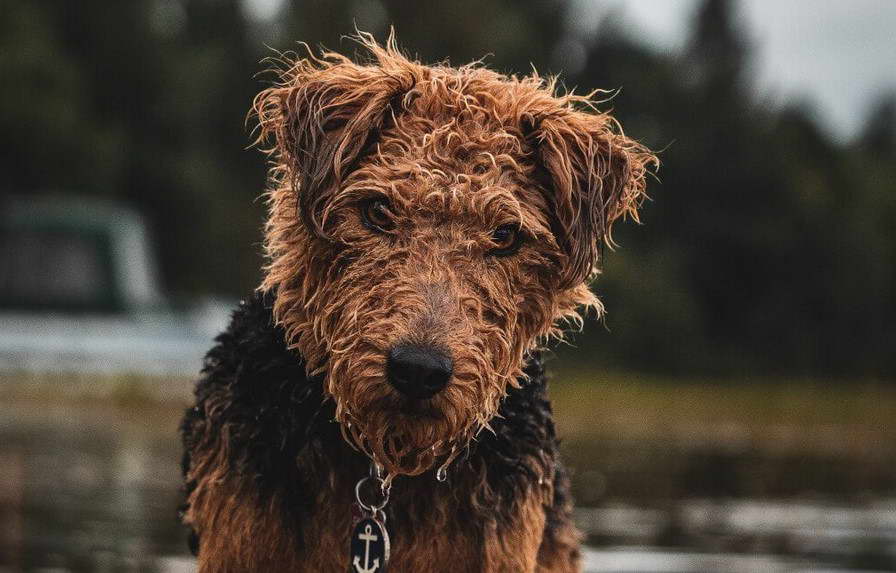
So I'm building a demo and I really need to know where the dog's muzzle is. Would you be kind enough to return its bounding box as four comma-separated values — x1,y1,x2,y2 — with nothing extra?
386,343,453,399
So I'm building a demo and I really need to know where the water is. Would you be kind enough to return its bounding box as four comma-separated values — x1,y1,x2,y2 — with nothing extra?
0,401,187,572
1,395,894,572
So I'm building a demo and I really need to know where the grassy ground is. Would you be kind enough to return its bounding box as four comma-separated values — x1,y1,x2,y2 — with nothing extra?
0,371,193,406
548,367,896,459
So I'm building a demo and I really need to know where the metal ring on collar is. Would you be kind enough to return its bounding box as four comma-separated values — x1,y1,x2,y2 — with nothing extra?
355,475,390,512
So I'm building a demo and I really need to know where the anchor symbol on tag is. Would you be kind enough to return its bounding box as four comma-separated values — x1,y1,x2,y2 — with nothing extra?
353,523,380,573
350,517,389,573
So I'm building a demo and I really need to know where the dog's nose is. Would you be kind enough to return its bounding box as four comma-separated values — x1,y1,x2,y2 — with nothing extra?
387,343,453,399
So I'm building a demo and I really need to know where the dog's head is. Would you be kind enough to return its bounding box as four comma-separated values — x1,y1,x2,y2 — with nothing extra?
254,34,655,477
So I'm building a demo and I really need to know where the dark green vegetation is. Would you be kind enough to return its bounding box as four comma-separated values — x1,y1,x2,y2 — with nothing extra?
3,0,894,378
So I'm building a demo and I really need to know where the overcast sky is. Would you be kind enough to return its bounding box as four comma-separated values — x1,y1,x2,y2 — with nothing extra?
605,0,896,140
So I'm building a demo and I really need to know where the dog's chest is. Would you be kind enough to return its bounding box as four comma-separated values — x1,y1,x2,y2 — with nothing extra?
297,477,490,573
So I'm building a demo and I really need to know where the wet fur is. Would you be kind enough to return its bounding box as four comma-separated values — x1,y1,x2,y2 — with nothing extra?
181,34,654,572
181,292,578,571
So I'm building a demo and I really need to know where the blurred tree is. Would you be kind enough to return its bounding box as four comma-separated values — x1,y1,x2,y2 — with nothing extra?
270,0,566,78
853,94,896,374
684,0,748,101
562,0,895,378
165,0,267,293
860,94,896,158
0,2,115,197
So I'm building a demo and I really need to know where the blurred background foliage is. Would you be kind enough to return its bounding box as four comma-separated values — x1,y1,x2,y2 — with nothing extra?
2,0,894,379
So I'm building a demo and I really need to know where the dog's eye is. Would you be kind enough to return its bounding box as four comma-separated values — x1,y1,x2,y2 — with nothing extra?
489,224,522,256
360,198,394,232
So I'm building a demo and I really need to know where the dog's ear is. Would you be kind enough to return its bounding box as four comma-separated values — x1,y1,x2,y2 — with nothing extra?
522,107,656,289
254,39,416,238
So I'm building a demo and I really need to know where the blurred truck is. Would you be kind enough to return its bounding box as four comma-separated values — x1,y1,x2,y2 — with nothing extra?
0,196,229,376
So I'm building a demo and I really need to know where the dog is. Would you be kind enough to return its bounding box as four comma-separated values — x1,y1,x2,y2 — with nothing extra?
180,34,655,572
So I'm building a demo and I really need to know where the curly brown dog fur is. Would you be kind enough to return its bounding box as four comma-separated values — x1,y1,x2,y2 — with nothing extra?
181,34,655,572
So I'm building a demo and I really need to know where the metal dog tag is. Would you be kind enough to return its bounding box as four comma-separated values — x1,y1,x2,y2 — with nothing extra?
350,516,390,573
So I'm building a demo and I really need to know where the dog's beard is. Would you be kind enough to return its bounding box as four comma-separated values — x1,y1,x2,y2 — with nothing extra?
321,321,522,479
333,377,505,480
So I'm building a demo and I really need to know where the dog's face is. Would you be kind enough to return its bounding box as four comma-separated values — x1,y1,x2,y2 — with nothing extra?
255,36,655,476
